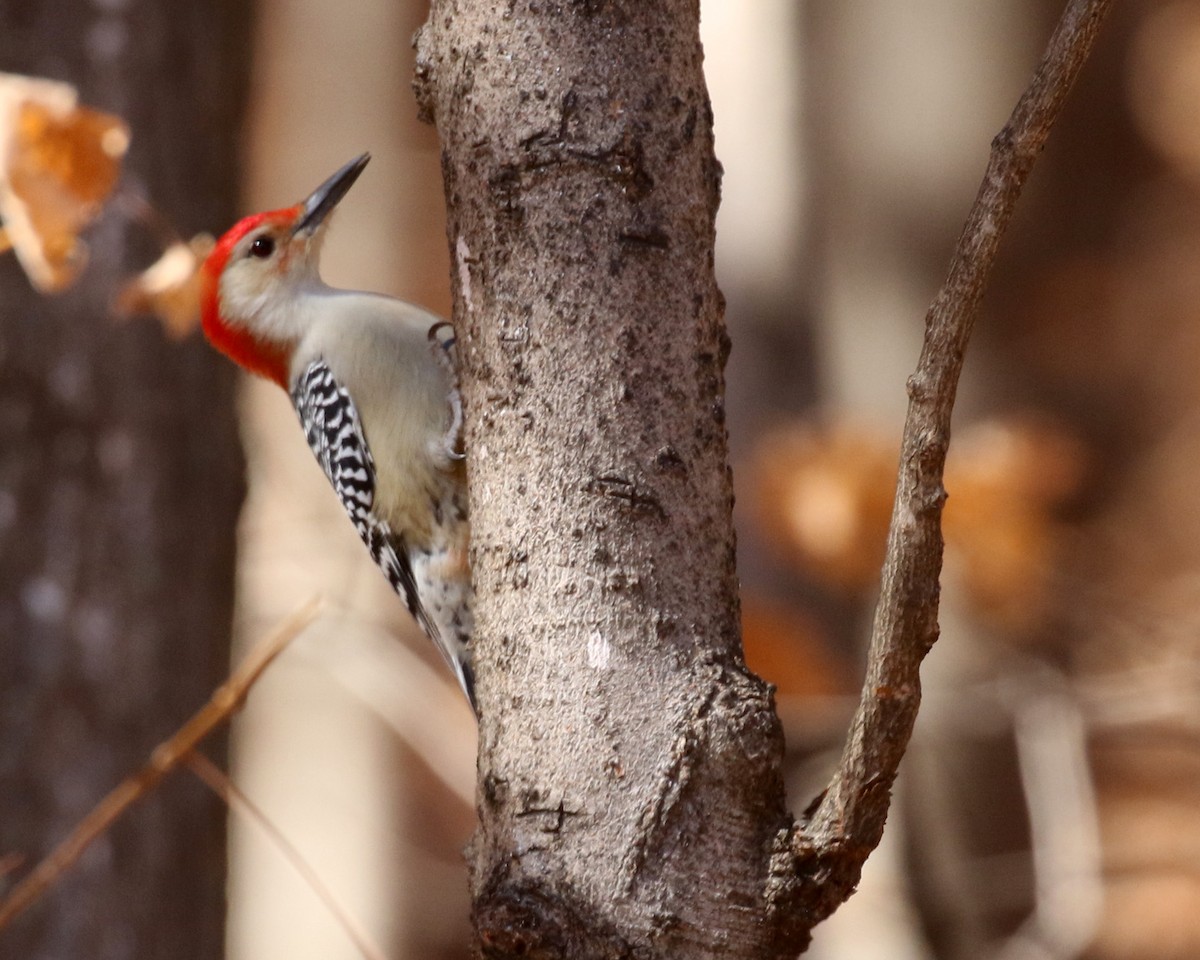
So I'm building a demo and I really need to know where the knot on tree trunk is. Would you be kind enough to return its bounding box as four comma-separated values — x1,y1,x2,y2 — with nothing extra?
474,874,638,960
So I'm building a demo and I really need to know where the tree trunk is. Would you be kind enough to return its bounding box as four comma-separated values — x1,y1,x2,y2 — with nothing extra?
414,3,793,957
414,0,1114,956
0,3,251,957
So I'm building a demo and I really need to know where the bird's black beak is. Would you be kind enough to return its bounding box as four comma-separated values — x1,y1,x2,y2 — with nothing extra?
293,152,370,236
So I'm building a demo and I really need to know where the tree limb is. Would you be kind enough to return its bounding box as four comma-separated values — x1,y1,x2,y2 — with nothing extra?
769,0,1116,935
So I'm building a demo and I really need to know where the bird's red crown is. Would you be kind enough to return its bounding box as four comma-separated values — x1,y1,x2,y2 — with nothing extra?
199,206,300,388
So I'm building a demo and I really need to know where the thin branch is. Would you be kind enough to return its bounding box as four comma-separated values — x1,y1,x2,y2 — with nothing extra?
784,0,1116,922
305,617,475,807
0,597,322,932
184,752,388,960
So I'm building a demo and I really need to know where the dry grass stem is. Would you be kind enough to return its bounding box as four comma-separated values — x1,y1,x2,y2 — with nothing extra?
0,597,321,932
309,621,476,807
185,752,388,960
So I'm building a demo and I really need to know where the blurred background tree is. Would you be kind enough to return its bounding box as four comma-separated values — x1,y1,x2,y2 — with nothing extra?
0,2,251,959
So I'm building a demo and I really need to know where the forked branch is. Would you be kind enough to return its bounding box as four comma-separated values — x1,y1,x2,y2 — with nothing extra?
771,0,1116,932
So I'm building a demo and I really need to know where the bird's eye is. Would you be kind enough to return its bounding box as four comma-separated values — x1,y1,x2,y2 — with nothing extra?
249,235,276,259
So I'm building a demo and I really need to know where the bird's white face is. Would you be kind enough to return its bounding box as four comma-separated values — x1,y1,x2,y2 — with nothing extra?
217,216,326,341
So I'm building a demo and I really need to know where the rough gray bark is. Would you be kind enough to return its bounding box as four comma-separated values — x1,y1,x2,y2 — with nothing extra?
415,2,790,957
414,0,1113,957
0,3,251,958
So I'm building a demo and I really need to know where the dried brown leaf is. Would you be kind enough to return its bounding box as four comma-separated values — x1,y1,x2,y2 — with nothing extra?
0,72,130,292
113,233,215,339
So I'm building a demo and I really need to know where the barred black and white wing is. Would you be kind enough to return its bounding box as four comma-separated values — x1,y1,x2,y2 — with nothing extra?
290,359,476,710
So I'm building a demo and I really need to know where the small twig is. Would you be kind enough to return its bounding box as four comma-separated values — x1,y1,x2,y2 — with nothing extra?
0,597,321,932
307,619,475,807
184,752,388,960
111,187,185,250
782,0,1116,924
0,855,24,881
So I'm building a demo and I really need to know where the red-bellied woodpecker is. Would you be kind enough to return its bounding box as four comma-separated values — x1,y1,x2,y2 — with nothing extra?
199,154,475,712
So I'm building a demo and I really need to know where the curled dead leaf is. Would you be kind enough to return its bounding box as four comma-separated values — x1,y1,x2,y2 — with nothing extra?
113,234,214,340
0,72,130,292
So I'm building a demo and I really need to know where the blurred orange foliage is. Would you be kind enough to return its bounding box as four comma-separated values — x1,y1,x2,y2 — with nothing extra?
741,594,852,699
748,417,1086,633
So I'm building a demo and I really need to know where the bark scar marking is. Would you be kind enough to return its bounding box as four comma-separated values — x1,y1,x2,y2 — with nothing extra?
586,473,666,519
619,677,720,894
